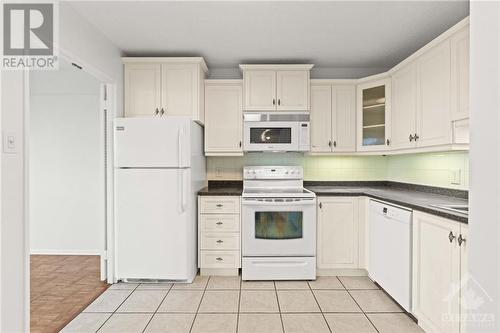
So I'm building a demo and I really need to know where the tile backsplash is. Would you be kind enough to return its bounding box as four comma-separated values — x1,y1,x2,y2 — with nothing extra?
207,151,469,190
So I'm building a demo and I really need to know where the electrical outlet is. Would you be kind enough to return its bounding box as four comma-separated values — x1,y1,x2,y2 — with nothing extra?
215,167,222,178
451,169,462,185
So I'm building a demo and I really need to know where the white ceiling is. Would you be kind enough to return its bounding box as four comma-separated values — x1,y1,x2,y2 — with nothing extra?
69,1,469,78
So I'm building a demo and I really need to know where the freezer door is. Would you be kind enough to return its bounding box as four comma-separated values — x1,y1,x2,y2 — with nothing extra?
114,117,190,168
115,168,196,281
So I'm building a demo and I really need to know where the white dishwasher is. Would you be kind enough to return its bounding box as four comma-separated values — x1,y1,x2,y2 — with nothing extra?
369,200,412,312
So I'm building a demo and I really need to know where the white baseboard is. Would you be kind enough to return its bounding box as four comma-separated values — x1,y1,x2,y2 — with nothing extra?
30,249,102,256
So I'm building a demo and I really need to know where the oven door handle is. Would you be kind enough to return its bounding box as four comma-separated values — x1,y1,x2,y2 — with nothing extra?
242,199,315,206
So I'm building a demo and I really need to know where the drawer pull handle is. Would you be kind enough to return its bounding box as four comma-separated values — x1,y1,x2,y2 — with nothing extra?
216,257,223,261
216,204,223,207
216,222,223,225
216,240,223,243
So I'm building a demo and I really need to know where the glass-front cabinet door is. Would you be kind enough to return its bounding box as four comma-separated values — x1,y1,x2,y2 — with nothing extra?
357,78,391,151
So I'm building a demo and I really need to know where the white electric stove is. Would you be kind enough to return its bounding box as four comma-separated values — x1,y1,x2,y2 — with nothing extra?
241,166,317,280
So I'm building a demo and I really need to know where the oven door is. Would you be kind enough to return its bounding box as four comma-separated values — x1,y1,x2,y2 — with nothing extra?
243,121,299,152
242,197,316,257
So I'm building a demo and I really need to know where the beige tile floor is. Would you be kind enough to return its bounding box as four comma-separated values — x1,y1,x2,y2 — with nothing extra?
61,275,425,333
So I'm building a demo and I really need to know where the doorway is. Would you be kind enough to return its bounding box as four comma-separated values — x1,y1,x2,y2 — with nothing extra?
28,58,109,332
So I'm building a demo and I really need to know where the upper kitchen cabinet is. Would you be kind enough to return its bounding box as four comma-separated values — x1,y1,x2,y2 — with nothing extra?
390,62,418,150
450,25,470,121
123,57,208,123
416,40,452,147
240,64,313,111
204,80,243,156
357,77,391,152
310,81,356,153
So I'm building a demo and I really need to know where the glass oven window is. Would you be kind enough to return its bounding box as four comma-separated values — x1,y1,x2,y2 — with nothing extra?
255,212,303,239
250,128,292,144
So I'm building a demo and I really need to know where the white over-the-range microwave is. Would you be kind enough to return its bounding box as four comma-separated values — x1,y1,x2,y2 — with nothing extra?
243,112,310,152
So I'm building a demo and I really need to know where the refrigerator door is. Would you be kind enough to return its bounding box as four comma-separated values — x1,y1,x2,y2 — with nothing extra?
114,117,191,168
115,168,196,281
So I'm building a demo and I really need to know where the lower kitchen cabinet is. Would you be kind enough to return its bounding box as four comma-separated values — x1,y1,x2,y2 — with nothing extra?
198,196,241,276
412,211,468,333
317,197,360,270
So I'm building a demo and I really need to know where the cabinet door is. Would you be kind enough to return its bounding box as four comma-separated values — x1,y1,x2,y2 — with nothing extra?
124,64,161,117
310,85,332,152
416,40,452,147
391,63,417,150
332,85,356,152
161,64,198,117
276,70,309,110
243,70,276,110
451,27,470,121
412,211,460,333
357,79,391,151
317,197,359,269
204,82,243,155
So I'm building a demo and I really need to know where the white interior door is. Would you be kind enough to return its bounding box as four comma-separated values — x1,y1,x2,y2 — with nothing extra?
310,84,332,152
332,85,356,152
115,168,193,280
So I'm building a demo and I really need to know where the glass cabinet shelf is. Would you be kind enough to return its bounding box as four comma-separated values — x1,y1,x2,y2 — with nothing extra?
358,81,390,150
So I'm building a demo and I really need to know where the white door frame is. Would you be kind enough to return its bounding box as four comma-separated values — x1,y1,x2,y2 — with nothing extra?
23,47,118,327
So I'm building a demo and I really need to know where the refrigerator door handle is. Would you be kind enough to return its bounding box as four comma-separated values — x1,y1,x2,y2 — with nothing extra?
178,128,185,168
181,169,187,213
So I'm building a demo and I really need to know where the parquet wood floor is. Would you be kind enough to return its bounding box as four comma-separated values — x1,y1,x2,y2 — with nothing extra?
30,255,109,333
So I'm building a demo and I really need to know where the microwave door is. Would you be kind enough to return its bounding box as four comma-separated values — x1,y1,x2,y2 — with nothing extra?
244,122,298,151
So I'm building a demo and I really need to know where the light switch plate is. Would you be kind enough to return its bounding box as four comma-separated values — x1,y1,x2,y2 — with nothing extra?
3,132,18,154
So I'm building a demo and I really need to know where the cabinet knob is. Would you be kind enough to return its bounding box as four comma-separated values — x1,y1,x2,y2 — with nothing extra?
333,141,337,148
272,99,276,106
216,221,223,225
216,204,223,207
386,139,390,146
160,108,165,116
239,141,242,148
448,231,456,243
319,202,323,209
458,234,466,246
414,133,419,141
216,240,224,244
155,108,159,116
409,134,414,142
278,99,281,106
328,140,332,147
216,257,223,261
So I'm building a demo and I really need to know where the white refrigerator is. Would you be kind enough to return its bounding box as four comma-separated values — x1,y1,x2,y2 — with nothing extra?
114,117,206,283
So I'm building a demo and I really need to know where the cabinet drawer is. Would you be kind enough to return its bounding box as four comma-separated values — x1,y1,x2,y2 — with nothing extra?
200,214,239,232
200,197,240,214
201,251,240,268
201,233,240,250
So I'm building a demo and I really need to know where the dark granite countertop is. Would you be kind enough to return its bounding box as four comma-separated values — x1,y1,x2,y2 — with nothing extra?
198,180,468,223
305,182,468,223
198,181,243,196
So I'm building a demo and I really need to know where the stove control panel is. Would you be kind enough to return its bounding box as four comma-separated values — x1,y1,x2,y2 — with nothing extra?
243,166,303,180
